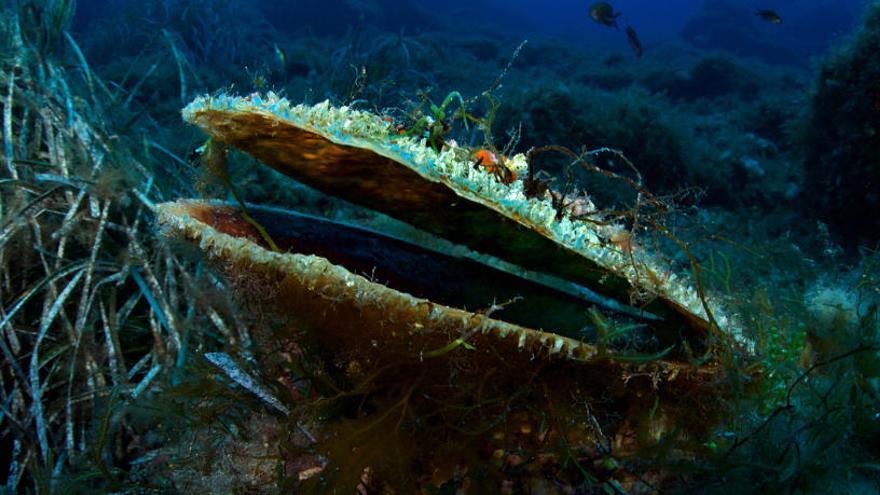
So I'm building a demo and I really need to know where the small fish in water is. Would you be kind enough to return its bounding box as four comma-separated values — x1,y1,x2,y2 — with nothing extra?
589,2,621,29
755,9,783,24
625,24,643,57
273,43,287,69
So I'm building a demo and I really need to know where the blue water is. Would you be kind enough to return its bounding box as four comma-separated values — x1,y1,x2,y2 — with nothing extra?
74,0,867,62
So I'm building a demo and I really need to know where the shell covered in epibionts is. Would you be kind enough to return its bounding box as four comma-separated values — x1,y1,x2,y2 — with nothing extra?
158,92,750,490
179,92,747,349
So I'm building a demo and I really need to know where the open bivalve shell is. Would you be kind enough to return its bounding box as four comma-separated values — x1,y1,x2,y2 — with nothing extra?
157,93,751,486
159,199,726,370
178,92,747,350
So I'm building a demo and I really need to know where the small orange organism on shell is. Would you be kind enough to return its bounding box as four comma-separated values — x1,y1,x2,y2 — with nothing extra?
609,230,633,255
473,148,517,184
382,115,407,135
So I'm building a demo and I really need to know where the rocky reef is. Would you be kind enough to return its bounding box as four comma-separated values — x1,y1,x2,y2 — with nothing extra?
802,2,880,249
682,0,858,66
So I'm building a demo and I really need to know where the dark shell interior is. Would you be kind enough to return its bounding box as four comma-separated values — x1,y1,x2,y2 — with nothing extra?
189,202,692,354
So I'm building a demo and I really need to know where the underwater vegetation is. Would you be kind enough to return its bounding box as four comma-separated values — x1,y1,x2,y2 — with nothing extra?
0,0,879,493
0,2,257,493
802,1,880,251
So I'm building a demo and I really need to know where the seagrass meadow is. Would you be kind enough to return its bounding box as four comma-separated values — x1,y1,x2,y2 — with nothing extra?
1,0,879,493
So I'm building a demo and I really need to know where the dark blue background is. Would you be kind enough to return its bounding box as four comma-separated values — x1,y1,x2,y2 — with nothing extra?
73,0,868,65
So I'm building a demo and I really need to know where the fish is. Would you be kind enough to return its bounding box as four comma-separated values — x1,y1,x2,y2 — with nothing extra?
755,9,783,24
589,2,621,29
625,25,643,57
274,43,287,69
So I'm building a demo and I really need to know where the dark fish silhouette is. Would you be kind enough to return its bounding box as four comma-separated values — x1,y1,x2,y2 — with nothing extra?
589,2,621,29
755,9,783,24
625,25,643,57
